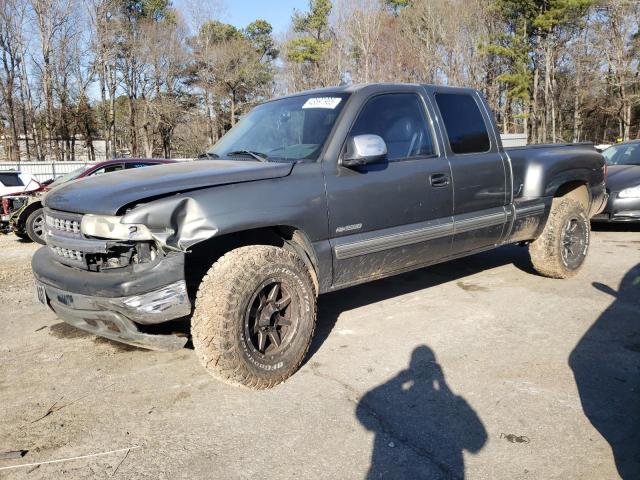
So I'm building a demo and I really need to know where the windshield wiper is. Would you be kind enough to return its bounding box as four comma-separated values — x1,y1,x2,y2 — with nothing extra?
197,152,219,159
227,150,268,162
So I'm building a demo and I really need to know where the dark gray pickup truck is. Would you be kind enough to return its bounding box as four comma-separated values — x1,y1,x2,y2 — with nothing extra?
33,83,607,388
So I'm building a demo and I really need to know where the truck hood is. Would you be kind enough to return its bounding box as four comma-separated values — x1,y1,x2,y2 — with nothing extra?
44,159,294,215
606,164,640,192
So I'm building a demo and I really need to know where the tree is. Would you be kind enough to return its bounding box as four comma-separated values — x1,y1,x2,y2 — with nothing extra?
487,0,595,142
284,0,336,89
117,0,175,156
483,7,532,136
245,19,279,61
593,0,640,141
345,0,383,83
0,0,26,161
138,18,190,157
31,0,74,160
192,19,275,138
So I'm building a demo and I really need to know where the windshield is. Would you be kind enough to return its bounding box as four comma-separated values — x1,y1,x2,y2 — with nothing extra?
602,143,640,166
207,93,350,162
49,166,90,187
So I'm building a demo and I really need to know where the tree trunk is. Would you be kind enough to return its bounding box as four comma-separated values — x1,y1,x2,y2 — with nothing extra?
543,41,550,144
4,93,20,162
19,84,30,160
128,96,137,156
623,102,631,141
230,89,236,127
550,52,557,143
98,60,110,159
205,91,215,145
573,71,581,142
532,60,539,143
109,78,116,158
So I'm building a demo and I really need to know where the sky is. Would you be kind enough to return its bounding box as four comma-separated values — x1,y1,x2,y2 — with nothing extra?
177,0,309,36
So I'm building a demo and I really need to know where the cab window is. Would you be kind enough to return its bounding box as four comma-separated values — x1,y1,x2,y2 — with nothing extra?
434,93,491,154
349,93,435,161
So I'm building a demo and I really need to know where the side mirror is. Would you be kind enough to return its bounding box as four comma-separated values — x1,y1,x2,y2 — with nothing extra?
341,134,387,168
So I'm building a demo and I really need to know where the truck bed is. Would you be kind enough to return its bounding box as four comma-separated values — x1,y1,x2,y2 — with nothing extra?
505,143,604,202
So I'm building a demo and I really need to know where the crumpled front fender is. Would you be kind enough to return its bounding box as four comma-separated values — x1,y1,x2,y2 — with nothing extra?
122,195,219,252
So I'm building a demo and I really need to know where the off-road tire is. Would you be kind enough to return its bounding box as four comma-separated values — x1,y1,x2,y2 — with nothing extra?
192,245,317,389
25,208,46,245
529,197,590,279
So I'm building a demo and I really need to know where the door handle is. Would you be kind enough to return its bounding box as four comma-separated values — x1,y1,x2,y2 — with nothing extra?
430,173,450,187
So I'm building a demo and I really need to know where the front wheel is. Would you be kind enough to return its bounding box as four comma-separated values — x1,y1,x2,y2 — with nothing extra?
192,245,317,389
25,208,46,245
529,197,590,278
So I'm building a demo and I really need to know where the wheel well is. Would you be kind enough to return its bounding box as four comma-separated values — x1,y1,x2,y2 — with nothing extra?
554,182,589,210
184,226,319,297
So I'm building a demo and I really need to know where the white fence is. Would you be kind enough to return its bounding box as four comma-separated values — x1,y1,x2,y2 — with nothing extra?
500,133,528,147
0,161,93,182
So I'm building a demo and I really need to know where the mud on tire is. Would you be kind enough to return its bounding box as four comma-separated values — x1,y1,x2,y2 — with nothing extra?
529,197,590,279
191,245,317,389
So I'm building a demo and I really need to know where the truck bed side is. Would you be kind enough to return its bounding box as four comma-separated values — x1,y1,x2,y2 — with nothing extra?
504,143,606,243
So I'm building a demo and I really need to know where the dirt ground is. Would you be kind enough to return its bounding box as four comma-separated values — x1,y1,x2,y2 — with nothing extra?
0,226,638,479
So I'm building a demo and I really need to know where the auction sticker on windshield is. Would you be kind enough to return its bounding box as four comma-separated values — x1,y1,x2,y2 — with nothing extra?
302,97,342,109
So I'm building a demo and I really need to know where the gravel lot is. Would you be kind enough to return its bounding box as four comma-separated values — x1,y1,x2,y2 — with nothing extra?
0,226,638,479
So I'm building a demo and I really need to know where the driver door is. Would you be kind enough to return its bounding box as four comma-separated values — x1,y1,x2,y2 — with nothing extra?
324,91,454,287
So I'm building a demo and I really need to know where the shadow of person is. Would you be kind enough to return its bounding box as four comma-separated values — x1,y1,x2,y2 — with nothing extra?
569,265,640,479
356,345,487,479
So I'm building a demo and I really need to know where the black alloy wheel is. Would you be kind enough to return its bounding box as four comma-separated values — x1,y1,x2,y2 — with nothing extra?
244,281,296,356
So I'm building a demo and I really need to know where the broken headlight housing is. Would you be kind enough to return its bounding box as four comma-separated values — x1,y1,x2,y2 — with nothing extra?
81,214,154,241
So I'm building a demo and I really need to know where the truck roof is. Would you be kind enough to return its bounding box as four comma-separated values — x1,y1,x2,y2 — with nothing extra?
269,83,480,103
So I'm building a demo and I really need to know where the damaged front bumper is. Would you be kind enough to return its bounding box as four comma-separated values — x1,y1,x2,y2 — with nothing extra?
32,247,191,351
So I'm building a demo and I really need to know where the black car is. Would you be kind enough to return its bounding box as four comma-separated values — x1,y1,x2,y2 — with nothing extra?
593,140,640,222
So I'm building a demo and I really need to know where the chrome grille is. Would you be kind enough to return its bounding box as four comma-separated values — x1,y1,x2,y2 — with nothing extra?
45,214,81,234
44,208,87,266
44,208,138,271
51,246,85,262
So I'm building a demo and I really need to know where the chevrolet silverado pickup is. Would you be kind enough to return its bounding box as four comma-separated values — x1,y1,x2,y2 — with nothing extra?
32,83,607,389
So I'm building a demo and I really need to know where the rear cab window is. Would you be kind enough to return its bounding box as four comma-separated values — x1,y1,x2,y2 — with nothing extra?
434,93,491,154
0,173,24,187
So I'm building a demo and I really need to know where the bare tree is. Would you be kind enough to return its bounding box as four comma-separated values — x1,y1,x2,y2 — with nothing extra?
0,0,27,161
86,0,120,159
594,0,640,141
31,0,73,160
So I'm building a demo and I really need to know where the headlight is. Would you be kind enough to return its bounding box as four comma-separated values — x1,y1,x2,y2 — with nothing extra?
81,214,154,240
618,185,640,198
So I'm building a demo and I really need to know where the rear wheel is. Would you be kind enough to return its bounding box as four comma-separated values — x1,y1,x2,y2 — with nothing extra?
192,245,317,389
529,197,590,278
25,208,46,245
